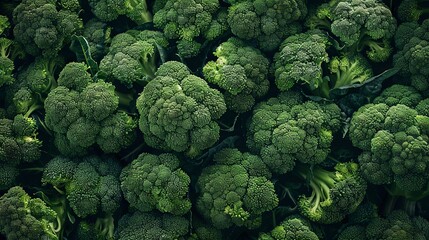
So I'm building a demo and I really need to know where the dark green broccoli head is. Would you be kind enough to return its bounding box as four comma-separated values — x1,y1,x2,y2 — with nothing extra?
228,0,307,52
136,61,226,158
258,215,319,240
247,92,342,174
12,0,82,56
57,62,92,92
273,30,330,91
398,0,429,23
82,19,112,62
196,148,278,229
394,19,429,91
45,87,81,134
120,152,191,215
297,162,367,224
373,84,422,107
79,81,119,122
116,211,189,240
0,38,15,87
0,186,58,240
203,37,270,113
42,155,122,218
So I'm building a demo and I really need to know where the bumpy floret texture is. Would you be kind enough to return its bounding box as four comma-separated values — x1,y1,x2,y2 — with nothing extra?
258,215,319,240
203,37,270,112
12,0,82,56
120,152,191,215
44,62,136,155
273,30,330,91
196,148,277,229
99,30,168,87
116,211,189,240
41,155,122,218
297,162,367,224
394,19,429,91
0,186,58,240
136,61,226,158
227,0,307,52
349,85,429,199
247,92,342,174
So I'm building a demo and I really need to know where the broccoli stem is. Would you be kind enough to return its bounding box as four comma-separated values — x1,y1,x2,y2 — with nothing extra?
24,104,42,118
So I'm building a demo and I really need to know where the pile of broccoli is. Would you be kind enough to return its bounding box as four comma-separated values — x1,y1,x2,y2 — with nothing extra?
2,0,429,239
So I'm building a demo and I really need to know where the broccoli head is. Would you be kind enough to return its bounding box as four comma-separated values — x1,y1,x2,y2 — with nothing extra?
196,148,277,229
136,61,226,158
120,152,191,215
258,215,319,240
41,155,122,218
88,0,152,24
397,0,429,23
246,91,342,174
0,186,58,240
227,0,307,52
297,162,367,224
203,37,270,113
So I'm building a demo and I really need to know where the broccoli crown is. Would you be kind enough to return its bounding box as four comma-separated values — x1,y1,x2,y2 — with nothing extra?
203,37,270,113
398,0,429,23
116,211,189,240
153,0,222,57
297,162,367,224
227,0,307,52
366,210,429,240
0,186,58,240
82,18,112,62
273,30,330,91
42,155,122,218
99,30,168,87
393,19,429,91
12,0,82,56
88,0,152,24
330,0,396,47
120,152,192,215
349,87,429,199
258,215,319,240
44,62,137,155
373,84,422,107
0,114,41,169
196,148,277,229
246,91,342,174
136,61,226,158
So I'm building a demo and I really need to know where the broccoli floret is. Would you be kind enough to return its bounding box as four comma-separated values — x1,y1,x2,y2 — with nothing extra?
373,84,422,107
57,62,92,92
81,19,111,62
116,211,189,240
398,0,429,23
258,215,319,240
203,37,270,113
273,30,330,92
153,0,225,58
97,112,137,153
196,148,277,229
349,88,429,200
0,186,58,240
88,0,152,24
12,0,82,56
99,30,168,88
297,162,367,224
394,19,429,91
0,38,15,87
120,152,191,215
337,226,367,240
80,81,119,122
136,61,226,158
227,0,307,52
42,155,122,218
246,91,342,174
74,217,115,240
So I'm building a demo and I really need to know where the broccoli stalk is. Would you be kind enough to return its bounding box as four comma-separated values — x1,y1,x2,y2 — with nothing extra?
296,162,367,224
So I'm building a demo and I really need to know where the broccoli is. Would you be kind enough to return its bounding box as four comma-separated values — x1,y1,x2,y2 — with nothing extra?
88,0,152,24
0,38,15,87
296,162,367,224
398,0,429,22
41,155,122,218
73,217,115,240
116,211,189,240
81,18,112,62
99,30,168,88
246,91,342,174
258,215,319,240
120,152,192,215
153,0,227,58
227,0,307,52
44,62,137,155
12,0,82,57
136,61,226,158
326,54,373,90
203,37,270,113
196,148,278,229
349,85,429,200
0,186,58,240
393,19,429,91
